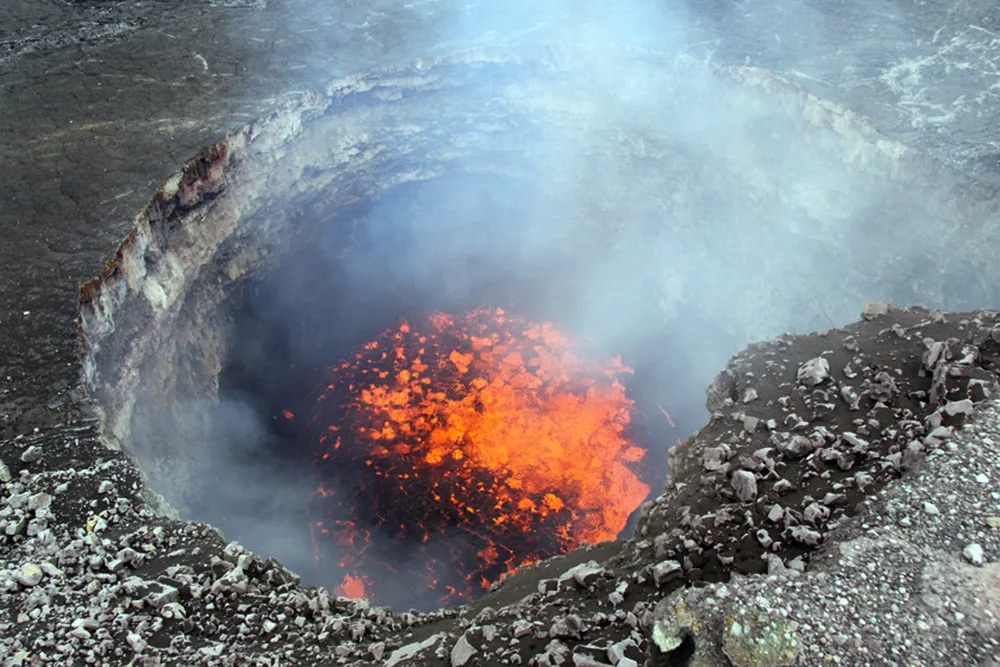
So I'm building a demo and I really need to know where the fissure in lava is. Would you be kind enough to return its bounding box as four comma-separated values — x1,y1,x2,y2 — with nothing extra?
294,307,655,608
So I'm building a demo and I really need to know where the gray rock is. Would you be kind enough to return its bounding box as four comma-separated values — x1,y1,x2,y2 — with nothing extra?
370,642,386,661
15,563,43,587
559,561,605,588
126,632,147,653
861,301,891,320
652,560,682,586
0,459,10,483
385,633,444,667
962,543,985,566
549,614,583,638
944,399,975,417
796,357,830,386
19,446,42,463
731,470,758,502
451,634,476,666
789,526,822,546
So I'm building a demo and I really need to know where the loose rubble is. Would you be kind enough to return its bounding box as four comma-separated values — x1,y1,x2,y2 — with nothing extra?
1,304,999,664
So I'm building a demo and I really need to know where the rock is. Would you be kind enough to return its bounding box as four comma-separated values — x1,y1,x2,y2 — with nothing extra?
767,505,784,523
19,446,42,463
370,642,386,661
722,605,801,667
606,638,635,665
550,614,583,638
385,633,443,667
743,388,759,403
803,503,830,524
559,561,605,588
963,543,985,566
789,526,822,546
126,632,147,653
0,459,10,482
756,529,774,549
451,634,476,666
796,357,830,386
944,399,974,417
985,517,1000,529
731,470,758,502
861,301,891,320
923,502,940,516
161,602,186,619
765,554,788,576
513,619,532,638
15,563,43,587
652,560,682,586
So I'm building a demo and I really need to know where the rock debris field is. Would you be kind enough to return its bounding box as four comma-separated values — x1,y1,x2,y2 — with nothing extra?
1,303,999,665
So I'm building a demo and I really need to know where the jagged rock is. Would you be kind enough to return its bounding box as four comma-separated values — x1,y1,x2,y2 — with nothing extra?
127,632,147,653
731,470,758,502
789,526,822,546
559,561,605,588
451,634,476,666
862,301,891,320
963,543,985,566
550,614,583,638
944,399,974,417
0,459,10,483
796,357,830,386
386,633,443,667
652,560,682,586
19,446,42,463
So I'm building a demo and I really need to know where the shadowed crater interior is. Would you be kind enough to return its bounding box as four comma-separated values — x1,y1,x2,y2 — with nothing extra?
76,46,1000,612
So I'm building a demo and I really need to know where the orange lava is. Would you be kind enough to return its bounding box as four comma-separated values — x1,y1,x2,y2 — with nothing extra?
305,307,649,606
335,573,368,599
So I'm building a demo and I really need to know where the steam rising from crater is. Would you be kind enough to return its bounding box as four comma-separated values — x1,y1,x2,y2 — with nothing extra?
78,0,1000,611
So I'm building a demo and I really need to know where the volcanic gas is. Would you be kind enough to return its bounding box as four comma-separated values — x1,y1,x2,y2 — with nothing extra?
298,307,652,608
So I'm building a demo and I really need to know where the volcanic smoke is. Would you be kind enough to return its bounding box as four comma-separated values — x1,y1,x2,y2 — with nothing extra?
298,307,651,607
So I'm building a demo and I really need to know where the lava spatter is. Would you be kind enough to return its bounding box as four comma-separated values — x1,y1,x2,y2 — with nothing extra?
303,307,649,607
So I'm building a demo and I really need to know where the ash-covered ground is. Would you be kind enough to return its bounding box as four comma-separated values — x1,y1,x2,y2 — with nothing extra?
1,303,998,665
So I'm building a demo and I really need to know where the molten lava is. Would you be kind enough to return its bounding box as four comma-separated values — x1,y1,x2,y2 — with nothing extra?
303,307,650,607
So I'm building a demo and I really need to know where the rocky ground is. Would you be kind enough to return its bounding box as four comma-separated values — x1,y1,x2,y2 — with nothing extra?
1,303,999,665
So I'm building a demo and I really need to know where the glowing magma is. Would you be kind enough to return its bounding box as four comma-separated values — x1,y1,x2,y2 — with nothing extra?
304,307,649,607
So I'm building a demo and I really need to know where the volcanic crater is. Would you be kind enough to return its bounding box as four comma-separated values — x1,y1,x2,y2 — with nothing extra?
77,46,1000,613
